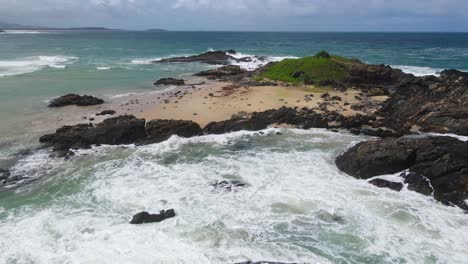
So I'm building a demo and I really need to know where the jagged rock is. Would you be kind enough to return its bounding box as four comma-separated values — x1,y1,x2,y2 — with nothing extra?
142,119,203,144
129,209,176,224
369,178,403,191
39,115,147,150
204,107,328,134
194,65,247,78
402,172,433,196
336,136,468,210
378,69,468,135
96,110,116,116
48,94,104,107
154,78,185,86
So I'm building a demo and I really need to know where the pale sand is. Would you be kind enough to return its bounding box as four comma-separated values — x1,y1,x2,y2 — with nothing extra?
136,80,378,127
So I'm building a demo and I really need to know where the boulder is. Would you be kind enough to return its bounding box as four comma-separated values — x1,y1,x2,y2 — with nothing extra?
154,78,185,86
40,115,147,150
96,110,116,116
130,209,176,224
48,94,104,107
369,178,403,191
142,119,203,144
336,136,468,210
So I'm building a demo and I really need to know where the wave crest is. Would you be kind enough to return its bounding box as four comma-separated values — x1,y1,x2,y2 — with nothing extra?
0,56,78,77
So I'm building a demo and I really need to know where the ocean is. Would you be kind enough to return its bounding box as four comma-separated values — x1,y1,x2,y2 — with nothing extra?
0,31,467,264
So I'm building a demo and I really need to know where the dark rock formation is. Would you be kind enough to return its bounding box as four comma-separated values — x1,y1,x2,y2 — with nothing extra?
39,115,147,150
96,110,116,116
129,209,176,224
194,65,247,78
369,178,403,191
154,78,185,86
142,119,203,144
156,50,236,65
402,172,433,196
378,69,468,135
204,107,328,134
336,136,468,210
48,94,104,107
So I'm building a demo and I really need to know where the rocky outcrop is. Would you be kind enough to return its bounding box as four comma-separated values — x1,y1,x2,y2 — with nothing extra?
336,136,468,210
142,119,203,144
154,78,185,86
129,209,176,224
204,107,328,134
48,94,104,107
378,70,468,135
194,65,247,78
39,115,147,150
156,50,267,66
40,116,205,151
156,50,236,65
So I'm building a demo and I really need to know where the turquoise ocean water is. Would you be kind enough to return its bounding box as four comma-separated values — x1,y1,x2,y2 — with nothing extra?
0,31,467,264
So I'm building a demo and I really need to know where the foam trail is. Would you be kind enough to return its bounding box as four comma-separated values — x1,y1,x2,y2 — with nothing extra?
392,65,443,76
0,56,78,77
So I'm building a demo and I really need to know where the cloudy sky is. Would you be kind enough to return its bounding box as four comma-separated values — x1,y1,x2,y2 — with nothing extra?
0,0,467,31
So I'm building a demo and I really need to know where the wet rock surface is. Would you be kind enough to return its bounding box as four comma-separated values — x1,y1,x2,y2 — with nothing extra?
369,178,404,191
142,119,203,144
129,209,176,224
48,94,104,107
336,136,468,210
39,115,147,150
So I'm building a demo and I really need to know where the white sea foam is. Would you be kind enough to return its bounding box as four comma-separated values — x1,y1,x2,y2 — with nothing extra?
1,129,467,263
0,56,78,77
392,65,443,77
96,66,111,70
426,132,468,142
130,58,162,65
228,51,298,70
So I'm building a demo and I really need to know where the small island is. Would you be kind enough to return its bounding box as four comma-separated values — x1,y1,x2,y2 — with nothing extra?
34,50,468,212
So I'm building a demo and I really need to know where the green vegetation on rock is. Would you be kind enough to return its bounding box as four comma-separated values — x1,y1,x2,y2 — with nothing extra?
258,51,352,85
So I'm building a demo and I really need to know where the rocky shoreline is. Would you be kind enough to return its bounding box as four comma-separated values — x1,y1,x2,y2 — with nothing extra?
2,50,467,214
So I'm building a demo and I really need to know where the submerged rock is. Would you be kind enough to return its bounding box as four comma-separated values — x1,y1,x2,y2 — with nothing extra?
212,180,247,190
369,178,403,191
154,78,185,86
129,209,176,224
48,94,104,107
0,169,10,184
142,119,203,144
336,136,468,210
